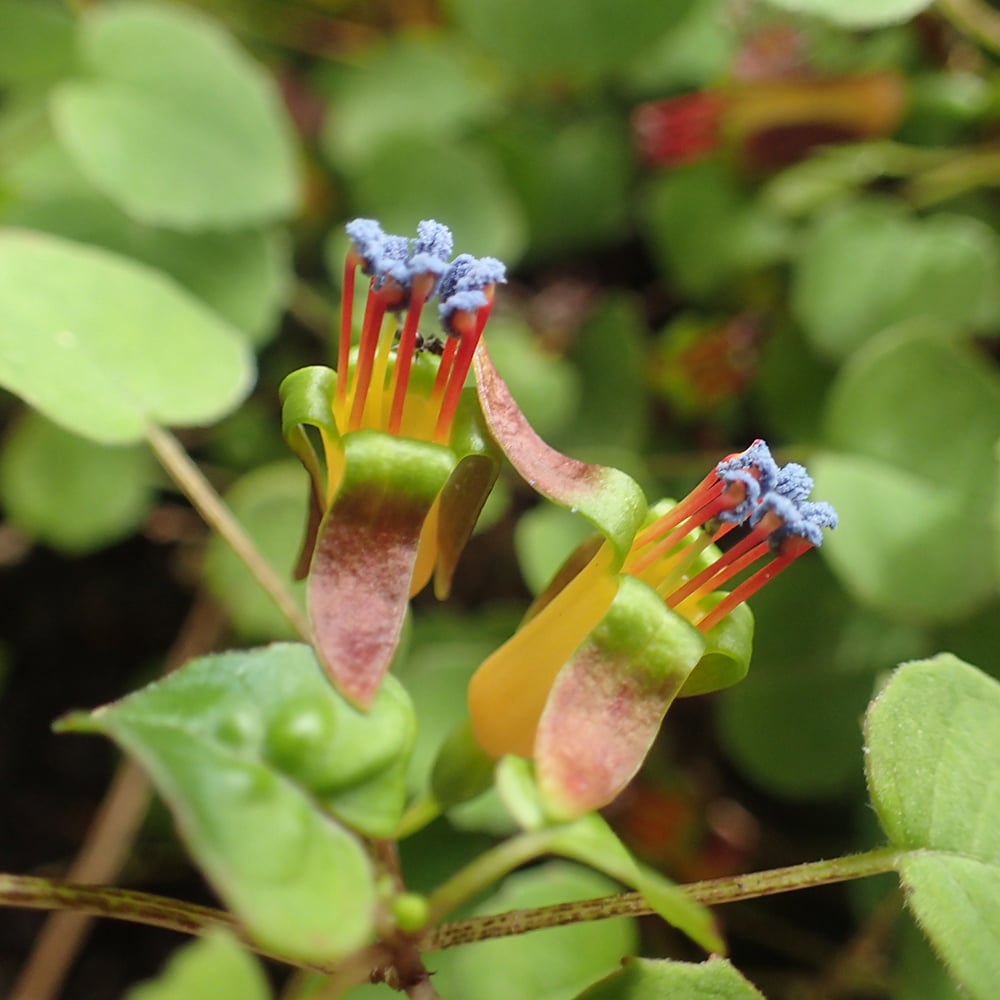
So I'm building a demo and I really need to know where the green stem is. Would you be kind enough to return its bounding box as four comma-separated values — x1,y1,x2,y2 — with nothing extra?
424,847,902,950
1,849,901,968
937,0,1000,55
0,873,386,980
907,146,1000,207
394,794,443,840
425,829,574,923
145,424,313,643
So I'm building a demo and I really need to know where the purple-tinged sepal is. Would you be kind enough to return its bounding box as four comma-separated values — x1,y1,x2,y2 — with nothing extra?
473,342,647,565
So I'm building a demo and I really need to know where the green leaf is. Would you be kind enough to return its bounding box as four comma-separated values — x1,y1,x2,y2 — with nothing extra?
0,410,156,554
396,608,517,796
320,35,499,171
543,814,723,954
792,198,1000,359
8,195,290,345
59,644,387,963
815,326,1000,622
202,462,309,641
126,930,270,1000
574,956,764,999
51,2,299,229
492,761,722,954
866,654,1000,998
763,0,934,29
349,134,526,265
444,0,694,82
0,230,254,445
515,505,597,596
486,320,581,442
0,0,77,89
432,862,638,1000
641,163,789,301
718,557,927,799
486,114,632,260
563,296,648,454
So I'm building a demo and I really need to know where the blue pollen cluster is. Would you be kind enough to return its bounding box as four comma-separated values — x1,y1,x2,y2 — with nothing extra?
715,440,837,549
345,218,506,337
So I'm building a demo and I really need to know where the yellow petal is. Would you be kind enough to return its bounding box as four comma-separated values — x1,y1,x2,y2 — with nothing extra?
468,543,619,758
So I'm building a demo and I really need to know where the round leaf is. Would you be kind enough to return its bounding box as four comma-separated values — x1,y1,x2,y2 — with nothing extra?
444,0,694,82
0,230,254,444
432,862,638,1000
0,411,156,554
0,0,76,89
763,0,934,29
321,35,499,171
349,134,526,265
792,198,1000,359
816,327,1000,622
126,930,270,1000
51,2,299,229
202,462,309,641
8,195,290,345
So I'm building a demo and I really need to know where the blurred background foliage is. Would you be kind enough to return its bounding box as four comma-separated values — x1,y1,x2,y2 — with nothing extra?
0,0,998,996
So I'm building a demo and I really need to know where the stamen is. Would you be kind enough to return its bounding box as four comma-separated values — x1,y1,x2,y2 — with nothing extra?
695,537,812,633
434,290,491,444
348,289,389,431
388,278,433,435
337,250,359,408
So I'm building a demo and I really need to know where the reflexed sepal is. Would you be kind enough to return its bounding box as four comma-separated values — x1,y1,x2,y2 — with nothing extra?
535,576,706,819
309,431,455,709
473,342,647,565
678,598,754,697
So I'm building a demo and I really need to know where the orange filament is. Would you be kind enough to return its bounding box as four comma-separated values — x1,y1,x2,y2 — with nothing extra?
430,337,458,405
348,293,388,432
695,538,811,633
337,252,360,407
388,278,433,435
433,300,492,444
666,516,777,611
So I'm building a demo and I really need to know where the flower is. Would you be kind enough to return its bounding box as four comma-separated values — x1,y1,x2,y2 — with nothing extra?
468,347,836,817
632,71,906,171
281,219,505,709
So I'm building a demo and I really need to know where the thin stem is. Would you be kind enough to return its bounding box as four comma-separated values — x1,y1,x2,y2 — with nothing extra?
907,146,1000,207
0,874,388,980
937,0,1000,55
145,424,313,643
424,847,901,950
425,830,561,923
394,794,442,840
10,596,228,1000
